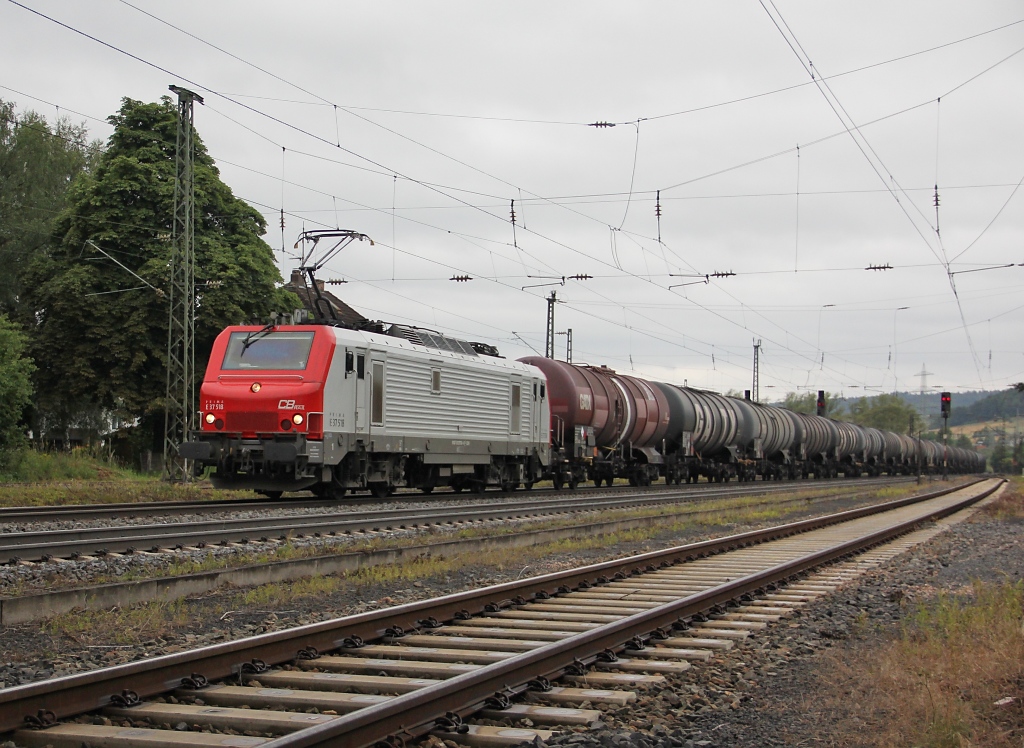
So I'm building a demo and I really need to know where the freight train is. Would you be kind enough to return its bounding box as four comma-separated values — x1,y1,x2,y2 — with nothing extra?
179,319,985,498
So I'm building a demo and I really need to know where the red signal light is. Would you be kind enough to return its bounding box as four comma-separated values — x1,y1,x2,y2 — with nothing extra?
940,391,951,416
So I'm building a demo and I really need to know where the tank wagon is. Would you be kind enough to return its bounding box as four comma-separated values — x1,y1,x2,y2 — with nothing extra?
181,323,984,497
180,323,550,497
521,357,985,487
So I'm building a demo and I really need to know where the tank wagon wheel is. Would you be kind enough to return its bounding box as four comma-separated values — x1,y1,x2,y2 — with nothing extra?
568,477,579,490
500,480,517,493
523,481,534,491
420,485,434,495
369,483,392,499
553,476,564,491
261,491,283,500
473,481,487,495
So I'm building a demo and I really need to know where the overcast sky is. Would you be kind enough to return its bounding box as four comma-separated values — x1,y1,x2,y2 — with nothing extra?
3,1,1022,401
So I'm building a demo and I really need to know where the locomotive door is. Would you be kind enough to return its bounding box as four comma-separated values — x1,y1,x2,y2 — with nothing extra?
354,352,368,435
532,379,542,445
367,355,385,435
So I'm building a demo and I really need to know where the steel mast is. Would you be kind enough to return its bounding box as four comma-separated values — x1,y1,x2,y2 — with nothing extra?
163,85,204,481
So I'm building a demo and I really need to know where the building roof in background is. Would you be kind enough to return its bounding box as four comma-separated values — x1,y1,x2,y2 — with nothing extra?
283,269,367,328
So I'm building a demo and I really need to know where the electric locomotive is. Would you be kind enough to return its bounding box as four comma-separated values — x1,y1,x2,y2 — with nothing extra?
179,321,550,497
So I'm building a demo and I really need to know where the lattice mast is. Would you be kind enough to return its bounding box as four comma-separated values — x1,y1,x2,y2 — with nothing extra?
545,291,557,358
752,339,762,403
163,85,204,481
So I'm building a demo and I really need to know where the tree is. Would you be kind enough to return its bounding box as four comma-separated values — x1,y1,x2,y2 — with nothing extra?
989,442,1011,473
847,393,922,434
0,99,97,312
0,315,35,466
780,391,846,419
953,433,973,450
18,96,298,448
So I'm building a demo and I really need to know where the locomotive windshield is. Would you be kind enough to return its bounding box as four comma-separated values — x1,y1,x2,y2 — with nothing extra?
221,331,315,370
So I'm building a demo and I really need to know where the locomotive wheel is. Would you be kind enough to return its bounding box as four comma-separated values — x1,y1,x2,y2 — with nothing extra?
452,484,464,493
369,483,391,499
553,476,564,491
523,481,534,491
568,476,578,490
420,485,434,494
500,480,516,493
473,481,486,495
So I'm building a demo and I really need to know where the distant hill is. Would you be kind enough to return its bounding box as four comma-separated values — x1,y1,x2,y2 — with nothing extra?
898,389,993,418
945,388,1024,427
770,389,1006,426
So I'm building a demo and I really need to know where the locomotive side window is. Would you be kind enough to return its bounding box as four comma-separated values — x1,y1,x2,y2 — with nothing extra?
431,368,441,394
510,383,521,434
356,354,365,379
371,361,384,426
222,331,314,370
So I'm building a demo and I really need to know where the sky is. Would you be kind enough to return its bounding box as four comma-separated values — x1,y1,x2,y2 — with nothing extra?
2,1,1022,402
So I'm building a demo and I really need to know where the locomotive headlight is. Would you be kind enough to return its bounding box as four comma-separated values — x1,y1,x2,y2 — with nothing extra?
204,412,216,424
250,382,261,393
292,413,304,425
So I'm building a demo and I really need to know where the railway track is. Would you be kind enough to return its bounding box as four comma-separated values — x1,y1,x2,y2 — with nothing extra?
0,477,1000,748
0,476,912,524
0,477,915,564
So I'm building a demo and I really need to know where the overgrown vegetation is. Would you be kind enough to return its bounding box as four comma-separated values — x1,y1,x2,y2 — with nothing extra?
979,477,1024,520
10,481,930,643
0,450,253,505
831,580,1024,747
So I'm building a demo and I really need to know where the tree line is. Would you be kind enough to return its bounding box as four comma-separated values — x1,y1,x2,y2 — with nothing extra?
0,95,297,470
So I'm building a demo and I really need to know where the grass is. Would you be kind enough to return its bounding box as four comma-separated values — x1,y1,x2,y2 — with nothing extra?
42,598,193,645
979,476,1024,520
0,447,256,506
832,580,1024,747
0,448,130,482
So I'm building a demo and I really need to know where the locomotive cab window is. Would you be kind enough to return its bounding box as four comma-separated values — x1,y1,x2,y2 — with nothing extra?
356,354,365,379
510,382,521,434
222,331,314,370
431,368,441,394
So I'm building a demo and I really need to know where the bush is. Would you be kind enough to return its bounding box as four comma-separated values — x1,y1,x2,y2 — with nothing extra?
0,315,35,468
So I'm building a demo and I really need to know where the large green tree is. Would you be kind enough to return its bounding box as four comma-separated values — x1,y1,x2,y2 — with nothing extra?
19,96,297,443
0,314,35,466
0,99,96,311
847,393,922,434
780,391,846,419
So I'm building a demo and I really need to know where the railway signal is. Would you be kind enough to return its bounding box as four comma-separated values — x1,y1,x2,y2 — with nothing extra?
816,390,826,416
940,391,951,417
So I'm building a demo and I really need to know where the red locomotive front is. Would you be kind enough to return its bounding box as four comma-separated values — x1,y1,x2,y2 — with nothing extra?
180,325,336,494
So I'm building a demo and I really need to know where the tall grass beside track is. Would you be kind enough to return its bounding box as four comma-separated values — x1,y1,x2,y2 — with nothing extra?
0,448,254,506
823,478,1024,748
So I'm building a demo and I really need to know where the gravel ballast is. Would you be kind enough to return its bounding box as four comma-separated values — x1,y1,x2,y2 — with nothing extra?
0,479,1013,748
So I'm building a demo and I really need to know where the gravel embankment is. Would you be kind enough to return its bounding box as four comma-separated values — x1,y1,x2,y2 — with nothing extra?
0,486,909,688
0,479,1011,748
0,483,908,596
535,497,1023,748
